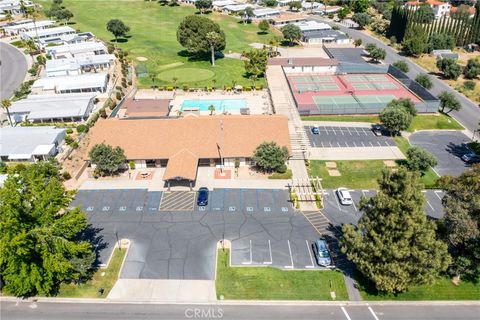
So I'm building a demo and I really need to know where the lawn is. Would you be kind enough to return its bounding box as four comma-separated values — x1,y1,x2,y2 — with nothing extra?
356,271,480,300
301,114,463,131
39,0,276,88
216,250,348,300
308,160,386,189
56,248,126,298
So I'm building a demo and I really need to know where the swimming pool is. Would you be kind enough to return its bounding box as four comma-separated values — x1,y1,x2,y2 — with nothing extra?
181,99,247,112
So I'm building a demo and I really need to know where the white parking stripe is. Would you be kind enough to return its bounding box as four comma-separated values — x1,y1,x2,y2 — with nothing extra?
368,306,380,320
353,141,357,147
263,240,272,265
321,141,325,148
347,127,353,135
361,142,365,147
426,200,434,211
345,141,349,147
354,127,360,135
434,191,442,200
352,201,358,211
363,128,368,136
369,141,374,147
285,240,294,269
329,141,332,147
305,240,315,269
332,127,337,135
324,126,329,135
242,240,252,265
341,307,352,320
337,142,341,147
377,141,382,146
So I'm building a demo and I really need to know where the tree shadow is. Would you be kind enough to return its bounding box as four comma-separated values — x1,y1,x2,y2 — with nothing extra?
445,141,470,159
111,38,129,43
257,31,268,35
176,50,224,62
79,224,108,267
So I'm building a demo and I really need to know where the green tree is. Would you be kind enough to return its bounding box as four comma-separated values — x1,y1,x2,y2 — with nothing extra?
415,73,433,89
252,141,289,173
89,143,126,176
439,165,480,280
281,24,302,46
243,48,268,77
353,38,363,47
341,168,451,294
258,20,270,34
436,58,462,80
369,47,386,62
392,60,409,73
1,99,13,127
352,12,370,28
337,7,348,20
406,146,438,174
288,1,302,11
463,58,480,79
428,33,455,52
387,98,417,116
263,0,278,7
106,19,130,42
177,15,226,60
208,104,215,115
438,91,462,114
195,0,212,14
379,106,412,135
0,162,95,297
417,5,435,23
365,43,377,54
402,26,428,57
353,0,369,13
239,7,255,24
55,8,73,24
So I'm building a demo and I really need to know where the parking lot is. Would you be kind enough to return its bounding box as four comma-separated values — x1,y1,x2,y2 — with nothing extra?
410,131,471,176
304,125,396,148
321,189,446,226
70,188,324,280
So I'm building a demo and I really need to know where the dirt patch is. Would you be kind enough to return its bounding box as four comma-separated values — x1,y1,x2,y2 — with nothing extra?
325,161,337,168
136,56,148,61
383,160,397,167
328,169,341,176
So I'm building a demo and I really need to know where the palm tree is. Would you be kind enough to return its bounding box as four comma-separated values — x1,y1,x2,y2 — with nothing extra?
250,75,257,89
208,104,215,115
2,99,13,127
205,31,222,67
212,79,217,90
149,73,157,89
172,77,178,89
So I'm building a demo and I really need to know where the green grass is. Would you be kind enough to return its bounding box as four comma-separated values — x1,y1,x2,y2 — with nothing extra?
40,0,275,88
308,160,387,189
356,271,480,300
56,248,126,298
216,250,348,300
301,115,380,123
408,113,464,132
301,114,463,132
268,169,293,179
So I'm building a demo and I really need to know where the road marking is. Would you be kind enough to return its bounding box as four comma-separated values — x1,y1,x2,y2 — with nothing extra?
332,127,337,135
369,141,374,147
281,207,289,212
337,142,341,147
242,240,253,265
136,206,143,212
368,306,380,320
86,206,94,212
341,128,345,136
426,200,434,211
345,141,349,147
324,126,329,135
285,240,294,269
246,206,253,212
434,191,442,200
363,128,368,136
352,201,358,212
361,141,365,147
264,240,273,265
341,307,352,320
347,127,353,135
321,141,325,148
305,240,315,268
334,194,342,212
377,141,382,146
312,141,316,147
354,127,360,135
264,206,271,212
329,141,332,147
353,141,357,147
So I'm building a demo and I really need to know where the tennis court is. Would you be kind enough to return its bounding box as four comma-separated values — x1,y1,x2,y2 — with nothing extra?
356,95,397,105
290,75,335,84
351,83,376,91
296,82,340,93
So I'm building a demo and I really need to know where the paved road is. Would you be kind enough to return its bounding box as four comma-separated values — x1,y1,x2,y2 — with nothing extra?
0,42,27,100
2,301,480,320
310,16,480,133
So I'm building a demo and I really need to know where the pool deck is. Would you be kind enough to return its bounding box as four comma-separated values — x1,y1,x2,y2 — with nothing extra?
170,90,272,116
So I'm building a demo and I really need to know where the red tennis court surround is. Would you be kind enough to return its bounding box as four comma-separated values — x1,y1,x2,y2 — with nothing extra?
287,73,421,115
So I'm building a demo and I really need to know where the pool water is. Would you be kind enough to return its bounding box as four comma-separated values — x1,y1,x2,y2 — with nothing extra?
181,99,247,112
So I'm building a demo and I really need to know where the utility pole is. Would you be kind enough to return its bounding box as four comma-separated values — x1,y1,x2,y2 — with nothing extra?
220,118,224,174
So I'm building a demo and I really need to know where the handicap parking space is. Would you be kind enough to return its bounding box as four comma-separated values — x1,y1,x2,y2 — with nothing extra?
409,131,471,176
304,125,396,148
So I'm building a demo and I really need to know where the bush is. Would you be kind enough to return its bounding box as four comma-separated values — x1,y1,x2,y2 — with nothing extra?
128,80,132,86
389,35,397,45
277,164,287,174
121,81,127,88
129,161,135,170
99,108,108,119
66,128,73,134
107,44,115,54
115,85,122,91
62,171,71,180
463,80,476,91
115,91,122,100
76,124,88,133
393,60,409,73
183,85,189,91
71,141,79,149
415,73,433,89
0,161,7,174
64,135,74,145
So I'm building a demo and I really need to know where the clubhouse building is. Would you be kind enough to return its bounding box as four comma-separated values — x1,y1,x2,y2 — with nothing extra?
87,115,290,185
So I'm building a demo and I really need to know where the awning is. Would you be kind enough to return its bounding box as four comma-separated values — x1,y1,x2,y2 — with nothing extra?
163,149,199,181
32,144,55,156
8,154,32,160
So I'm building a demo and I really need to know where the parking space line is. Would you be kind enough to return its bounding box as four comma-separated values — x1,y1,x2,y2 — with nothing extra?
305,240,315,269
329,141,332,147
426,200,434,211
324,126,329,135
341,128,345,136
368,306,380,320
369,141,373,147
345,141,349,147
377,141,382,146
362,128,368,136
241,240,253,265
263,240,272,265
285,240,294,269
354,127,360,136
352,201,358,211
434,191,442,200
321,141,325,148
347,127,353,135
337,142,341,147
361,142,365,147
312,140,316,147
332,127,337,135
353,141,357,147
341,307,352,320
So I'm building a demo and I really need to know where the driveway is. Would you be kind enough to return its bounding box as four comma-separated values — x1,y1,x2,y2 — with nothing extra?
70,188,323,280
305,125,395,148
409,131,471,176
309,16,480,133
0,42,27,100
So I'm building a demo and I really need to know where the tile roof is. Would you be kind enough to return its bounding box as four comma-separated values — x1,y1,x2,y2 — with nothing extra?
163,149,199,181
87,115,291,161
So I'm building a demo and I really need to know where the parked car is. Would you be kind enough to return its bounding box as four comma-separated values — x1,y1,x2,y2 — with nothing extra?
312,238,332,267
372,124,383,136
197,187,209,206
461,153,480,164
311,126,320,135
336,187,353,205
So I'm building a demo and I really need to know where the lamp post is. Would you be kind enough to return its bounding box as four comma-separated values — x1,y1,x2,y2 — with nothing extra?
219,119,224,174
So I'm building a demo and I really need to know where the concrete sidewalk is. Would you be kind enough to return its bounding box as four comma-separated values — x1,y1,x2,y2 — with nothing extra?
302,121,374,128
310,146,404,160
107,279,216,303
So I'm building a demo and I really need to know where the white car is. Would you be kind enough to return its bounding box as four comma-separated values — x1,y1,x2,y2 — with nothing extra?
336,188,353,206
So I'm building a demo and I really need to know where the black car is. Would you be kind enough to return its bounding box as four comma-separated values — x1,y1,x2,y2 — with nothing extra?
372,124,383,136
197,187,209,206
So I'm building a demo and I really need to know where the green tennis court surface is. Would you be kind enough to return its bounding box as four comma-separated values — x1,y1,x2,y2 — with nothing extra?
296,83,340,92
314,95,358,106
351,83,376,90
355,95,397,104
373,82,398,90
291,75,335,84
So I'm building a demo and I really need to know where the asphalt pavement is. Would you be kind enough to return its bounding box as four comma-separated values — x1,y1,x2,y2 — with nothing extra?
2,301,479,320
310,16,480,133
0,42,27,100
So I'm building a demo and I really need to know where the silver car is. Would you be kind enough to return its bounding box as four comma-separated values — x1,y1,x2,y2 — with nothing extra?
336,187,353,206
313,238,332,267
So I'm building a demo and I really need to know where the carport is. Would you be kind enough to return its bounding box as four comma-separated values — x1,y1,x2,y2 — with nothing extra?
163,149,198,190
